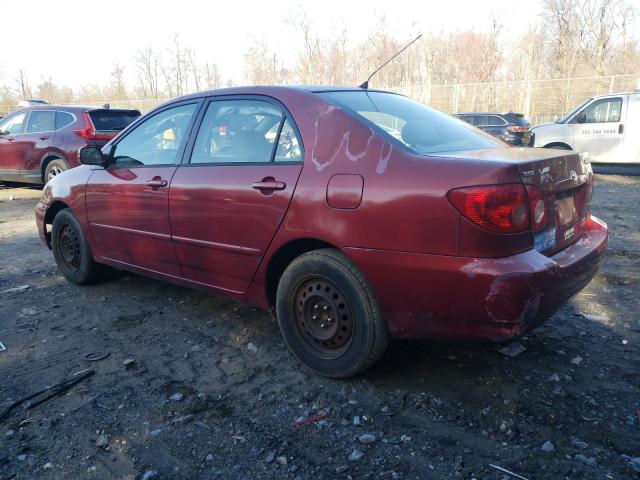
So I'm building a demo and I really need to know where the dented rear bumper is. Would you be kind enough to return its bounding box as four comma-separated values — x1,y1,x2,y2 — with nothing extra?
345,216,608,341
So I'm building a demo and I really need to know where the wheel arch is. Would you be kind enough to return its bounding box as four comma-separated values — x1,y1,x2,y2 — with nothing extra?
41,154,69,183
264,237,339,307
43,201,71,248
543,142,573,150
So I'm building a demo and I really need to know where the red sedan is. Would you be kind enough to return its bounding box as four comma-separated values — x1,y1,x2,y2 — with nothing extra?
35,86,608,377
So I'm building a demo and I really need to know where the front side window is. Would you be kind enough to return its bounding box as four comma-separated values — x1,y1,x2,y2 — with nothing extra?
25,110,55,133
320,91,500,155
0,112,26,135
112,103,197,167
190,99,288,164
581,97,622,123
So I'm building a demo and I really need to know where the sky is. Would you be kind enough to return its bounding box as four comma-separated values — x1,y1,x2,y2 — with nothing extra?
0,0,618,91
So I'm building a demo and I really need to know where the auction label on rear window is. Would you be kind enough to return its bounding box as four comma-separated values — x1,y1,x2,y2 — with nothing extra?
534,227,556,252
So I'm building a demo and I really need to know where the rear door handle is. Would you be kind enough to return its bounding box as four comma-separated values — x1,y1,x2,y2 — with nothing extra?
146,177,168,188
619,124,624,134
39,134,50,140
6,137,16,142
252,179,286,192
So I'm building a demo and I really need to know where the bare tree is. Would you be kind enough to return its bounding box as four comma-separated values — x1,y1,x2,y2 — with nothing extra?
15,69,32,99
134,47,160,98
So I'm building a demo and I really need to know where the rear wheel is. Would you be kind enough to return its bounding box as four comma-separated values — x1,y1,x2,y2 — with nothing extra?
51,209,103,284
44,159,68,183
276,249,389,378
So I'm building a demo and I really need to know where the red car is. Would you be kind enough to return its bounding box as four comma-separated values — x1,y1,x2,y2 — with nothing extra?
35,87,608,377
0,105,140,184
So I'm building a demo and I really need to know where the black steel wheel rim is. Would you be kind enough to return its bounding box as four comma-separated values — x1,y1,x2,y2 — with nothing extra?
291,275,355,359
56,224,81,272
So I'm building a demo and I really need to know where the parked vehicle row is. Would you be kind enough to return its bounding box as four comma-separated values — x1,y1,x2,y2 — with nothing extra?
454,111,529,146
36,86,608,377
0,105,140,184
525,92,639,164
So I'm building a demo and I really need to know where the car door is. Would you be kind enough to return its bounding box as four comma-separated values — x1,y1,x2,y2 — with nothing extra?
169,96,304,292
572,95,627,162
19,110,56,177
0,112,27,177
86,101,201,277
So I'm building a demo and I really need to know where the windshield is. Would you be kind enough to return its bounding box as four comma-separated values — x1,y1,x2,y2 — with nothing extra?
557,98,592,124
319,91,501,155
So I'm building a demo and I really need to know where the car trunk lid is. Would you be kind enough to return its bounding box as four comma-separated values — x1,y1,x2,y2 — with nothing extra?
442,147,594,255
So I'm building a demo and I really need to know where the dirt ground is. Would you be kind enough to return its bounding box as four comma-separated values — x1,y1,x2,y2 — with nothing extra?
0,175,639,480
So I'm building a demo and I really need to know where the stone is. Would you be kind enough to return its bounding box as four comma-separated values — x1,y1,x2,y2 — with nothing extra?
541,440,555,452
96,433,109,449
247,343,258,354
169,393,184,402
358,433,376,444
348,449,364,461
498,342,526,357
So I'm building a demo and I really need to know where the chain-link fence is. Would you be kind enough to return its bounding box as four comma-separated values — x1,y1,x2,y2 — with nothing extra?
2,74,639,124
390,74,640,124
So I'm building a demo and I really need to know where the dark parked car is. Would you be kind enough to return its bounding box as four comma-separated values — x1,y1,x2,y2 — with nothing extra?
36,86,607,377
454,112,530,146
0,105,140,184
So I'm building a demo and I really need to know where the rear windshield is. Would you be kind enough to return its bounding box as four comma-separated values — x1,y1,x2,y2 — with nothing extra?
319,91,501,155
505,113,529,126
88,110,140,131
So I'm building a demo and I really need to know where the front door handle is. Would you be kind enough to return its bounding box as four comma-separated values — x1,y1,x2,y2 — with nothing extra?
146,177,168,189
252,178,286,192
39,134,50,140
619,124,624,134
6,137,15,142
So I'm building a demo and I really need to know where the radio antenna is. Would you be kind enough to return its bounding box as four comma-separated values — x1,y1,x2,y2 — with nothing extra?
359,34,422,90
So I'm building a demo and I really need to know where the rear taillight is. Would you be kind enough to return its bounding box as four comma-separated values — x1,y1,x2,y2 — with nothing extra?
448,184,546,234
507,125,528,133
74,112,116,140
525,185,547,230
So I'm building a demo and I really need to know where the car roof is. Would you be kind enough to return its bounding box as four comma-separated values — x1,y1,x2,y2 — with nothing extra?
174,85,394,102
19,105,140,113
455,112,524,116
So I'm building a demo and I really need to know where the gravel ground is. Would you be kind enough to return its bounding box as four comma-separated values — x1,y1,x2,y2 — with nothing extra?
0,175,639,480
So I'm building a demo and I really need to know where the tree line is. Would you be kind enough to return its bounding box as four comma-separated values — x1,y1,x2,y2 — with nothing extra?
1,0,638,107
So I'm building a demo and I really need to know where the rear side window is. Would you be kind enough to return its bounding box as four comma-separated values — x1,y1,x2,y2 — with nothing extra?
88,110,140,132
25,110,55,133
320,91,500,155
190,99,290,164
55,111,75,130
486,115,507,126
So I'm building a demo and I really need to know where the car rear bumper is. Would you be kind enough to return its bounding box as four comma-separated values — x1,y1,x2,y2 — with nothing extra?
345,216,608,341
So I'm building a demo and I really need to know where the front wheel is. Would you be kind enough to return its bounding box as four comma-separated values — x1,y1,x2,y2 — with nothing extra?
51,209,103,285
276,249,389,378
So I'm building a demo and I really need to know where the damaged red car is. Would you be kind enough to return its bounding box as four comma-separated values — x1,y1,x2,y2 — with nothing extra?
35,86,608,377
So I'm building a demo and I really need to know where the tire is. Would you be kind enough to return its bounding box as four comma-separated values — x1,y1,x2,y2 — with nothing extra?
44,159,68,184
51,209,103,285
276,248,389,378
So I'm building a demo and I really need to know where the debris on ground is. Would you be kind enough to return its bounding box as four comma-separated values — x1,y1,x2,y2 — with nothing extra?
498,341,527,358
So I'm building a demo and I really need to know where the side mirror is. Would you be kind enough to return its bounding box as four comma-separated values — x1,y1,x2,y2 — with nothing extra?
79,147,107,166
576,111,586,124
